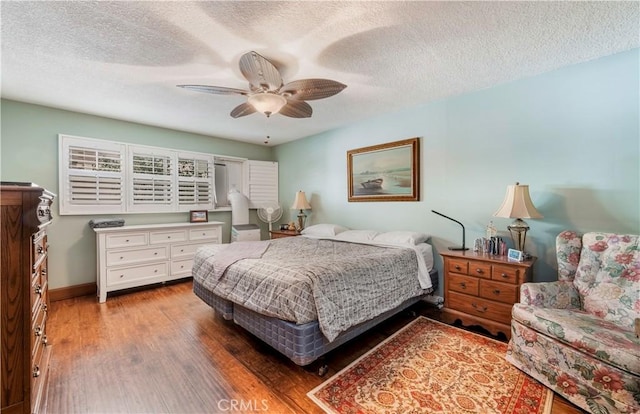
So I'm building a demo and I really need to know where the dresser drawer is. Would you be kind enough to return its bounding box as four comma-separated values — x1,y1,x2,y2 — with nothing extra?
106,232,148,249
31,306,46,358
447,291,513,325
448,258,469,274
106,262,168,286
467,260,492,279
106,246,168,267
492,264,520,284
171,258,193,276
189,227,219,241
479,279,518,304
150,230,187,244
448,273,479,296
32,231,47,269
171,243,203,259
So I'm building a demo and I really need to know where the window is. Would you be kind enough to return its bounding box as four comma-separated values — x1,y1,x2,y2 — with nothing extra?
59,134,277,215
59,135,126,214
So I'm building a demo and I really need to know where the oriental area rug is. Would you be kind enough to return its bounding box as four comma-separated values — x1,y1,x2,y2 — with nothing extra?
308,317,553,414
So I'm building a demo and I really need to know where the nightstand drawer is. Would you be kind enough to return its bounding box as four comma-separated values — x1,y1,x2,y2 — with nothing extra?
447,291,513,325
492,264,519,284
189,228,219,241
479,279,518,304
448,273,479,296
448,259,468,274
467,260,492,279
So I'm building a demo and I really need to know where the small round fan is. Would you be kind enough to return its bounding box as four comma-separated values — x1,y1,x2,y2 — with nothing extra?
257,202,283,232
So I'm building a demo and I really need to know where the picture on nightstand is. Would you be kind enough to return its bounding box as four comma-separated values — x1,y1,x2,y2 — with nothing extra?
507,248,524,262
190,210,208,223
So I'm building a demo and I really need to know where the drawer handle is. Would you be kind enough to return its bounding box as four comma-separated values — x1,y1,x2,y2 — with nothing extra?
43,304,48,312
180,249,184,252
471,303,488,313
459,282,467,289
120,256,124,260
35,326,42,337
41,268,47,276
501,273,509,279
42,335,48,346
180,265,184,269
119,274,124,278
33,366,40,378
475,268,484,274
125,239,130,242
154,252,158,256
492,289,501,295
167,236,171,239
35,285,42,295
454,265,461,270
202,232,206,236
37,245,44,255
154,269,158,273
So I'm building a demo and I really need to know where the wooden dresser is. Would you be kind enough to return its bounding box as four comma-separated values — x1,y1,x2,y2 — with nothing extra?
1,183,55,414
439,250,535,339
94,222,223,302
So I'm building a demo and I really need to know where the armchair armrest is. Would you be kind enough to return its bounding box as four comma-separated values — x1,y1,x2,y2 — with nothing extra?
520,281,581,309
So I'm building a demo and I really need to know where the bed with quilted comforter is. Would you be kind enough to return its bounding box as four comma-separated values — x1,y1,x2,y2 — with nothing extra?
192,231,437,366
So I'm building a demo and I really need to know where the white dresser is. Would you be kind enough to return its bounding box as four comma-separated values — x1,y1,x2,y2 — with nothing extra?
94,221,223,302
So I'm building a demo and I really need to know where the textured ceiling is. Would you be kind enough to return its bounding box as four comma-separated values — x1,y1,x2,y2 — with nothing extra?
2,1,639,146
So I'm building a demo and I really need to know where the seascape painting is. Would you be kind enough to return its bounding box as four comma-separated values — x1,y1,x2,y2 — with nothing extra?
347,138,420,202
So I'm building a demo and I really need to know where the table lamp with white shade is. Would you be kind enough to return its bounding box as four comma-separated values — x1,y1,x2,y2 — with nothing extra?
493,182,543,255
291,190,311,231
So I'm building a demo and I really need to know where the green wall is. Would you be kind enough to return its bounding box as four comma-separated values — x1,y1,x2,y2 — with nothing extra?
0,100,273,289
274,49,640,292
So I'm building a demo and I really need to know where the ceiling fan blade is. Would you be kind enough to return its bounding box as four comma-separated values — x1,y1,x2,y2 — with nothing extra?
279,100,312,118
230,102,257,118
177,85,248,96
239,51,283,92
280,79,347,101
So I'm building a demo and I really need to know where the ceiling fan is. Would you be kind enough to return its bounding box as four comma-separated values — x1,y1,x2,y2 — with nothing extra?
178,51,346,119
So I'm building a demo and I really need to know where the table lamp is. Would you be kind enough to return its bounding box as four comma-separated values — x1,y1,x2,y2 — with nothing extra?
493,182,542,254
291,190,311,230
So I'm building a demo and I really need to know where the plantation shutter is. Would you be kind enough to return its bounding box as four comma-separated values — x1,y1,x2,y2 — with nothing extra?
177,154,214,211
243,160,278,208
128,146,174,212
59,135,125,214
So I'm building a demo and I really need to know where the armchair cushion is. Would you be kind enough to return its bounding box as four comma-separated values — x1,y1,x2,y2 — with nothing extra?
574,233,639,329
520,280,581,309
512,304,639,374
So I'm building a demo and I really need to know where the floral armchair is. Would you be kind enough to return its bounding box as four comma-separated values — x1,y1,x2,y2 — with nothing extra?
506,231,639,413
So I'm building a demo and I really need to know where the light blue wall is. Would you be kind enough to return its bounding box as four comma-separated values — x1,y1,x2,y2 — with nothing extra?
0,100,273,288
274,49,640,293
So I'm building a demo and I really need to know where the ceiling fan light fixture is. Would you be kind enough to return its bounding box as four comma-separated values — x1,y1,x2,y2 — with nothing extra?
248,93,287,117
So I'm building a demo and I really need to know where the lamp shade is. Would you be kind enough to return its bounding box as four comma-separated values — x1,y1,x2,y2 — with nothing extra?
493,183,542,219
291,191,311,210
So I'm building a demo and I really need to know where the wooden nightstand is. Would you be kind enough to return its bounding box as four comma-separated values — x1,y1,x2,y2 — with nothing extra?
439,250,536,339
269,229,300,239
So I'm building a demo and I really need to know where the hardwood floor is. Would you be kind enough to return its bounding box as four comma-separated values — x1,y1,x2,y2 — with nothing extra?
45,280,585,413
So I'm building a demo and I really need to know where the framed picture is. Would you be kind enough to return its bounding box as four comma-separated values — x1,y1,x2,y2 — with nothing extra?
189,210,208,223
347,137,420,202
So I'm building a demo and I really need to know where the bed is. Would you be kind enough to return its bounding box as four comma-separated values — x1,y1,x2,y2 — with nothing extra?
192,226,438,368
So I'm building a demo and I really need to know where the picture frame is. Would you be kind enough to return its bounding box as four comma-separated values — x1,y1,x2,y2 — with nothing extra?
347,137,420,202
507,248,524,262
189,210,208,223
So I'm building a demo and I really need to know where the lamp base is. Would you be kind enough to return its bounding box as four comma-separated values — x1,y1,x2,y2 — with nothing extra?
297,211,307,231
507,218,530,252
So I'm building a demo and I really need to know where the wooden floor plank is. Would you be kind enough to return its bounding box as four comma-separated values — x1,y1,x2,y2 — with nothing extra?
45,280,584,413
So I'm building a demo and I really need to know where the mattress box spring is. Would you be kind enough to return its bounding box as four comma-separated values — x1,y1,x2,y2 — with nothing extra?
194,279,233,320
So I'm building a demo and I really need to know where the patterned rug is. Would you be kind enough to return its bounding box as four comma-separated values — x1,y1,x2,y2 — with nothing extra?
308,317,553,414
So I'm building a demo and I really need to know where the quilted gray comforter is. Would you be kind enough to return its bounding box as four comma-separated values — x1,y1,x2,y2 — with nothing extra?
192,237,433,341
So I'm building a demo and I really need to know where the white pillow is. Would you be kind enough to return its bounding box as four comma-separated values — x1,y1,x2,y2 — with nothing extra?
334,229,380,241
374,231,430,245
301,223,349,237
